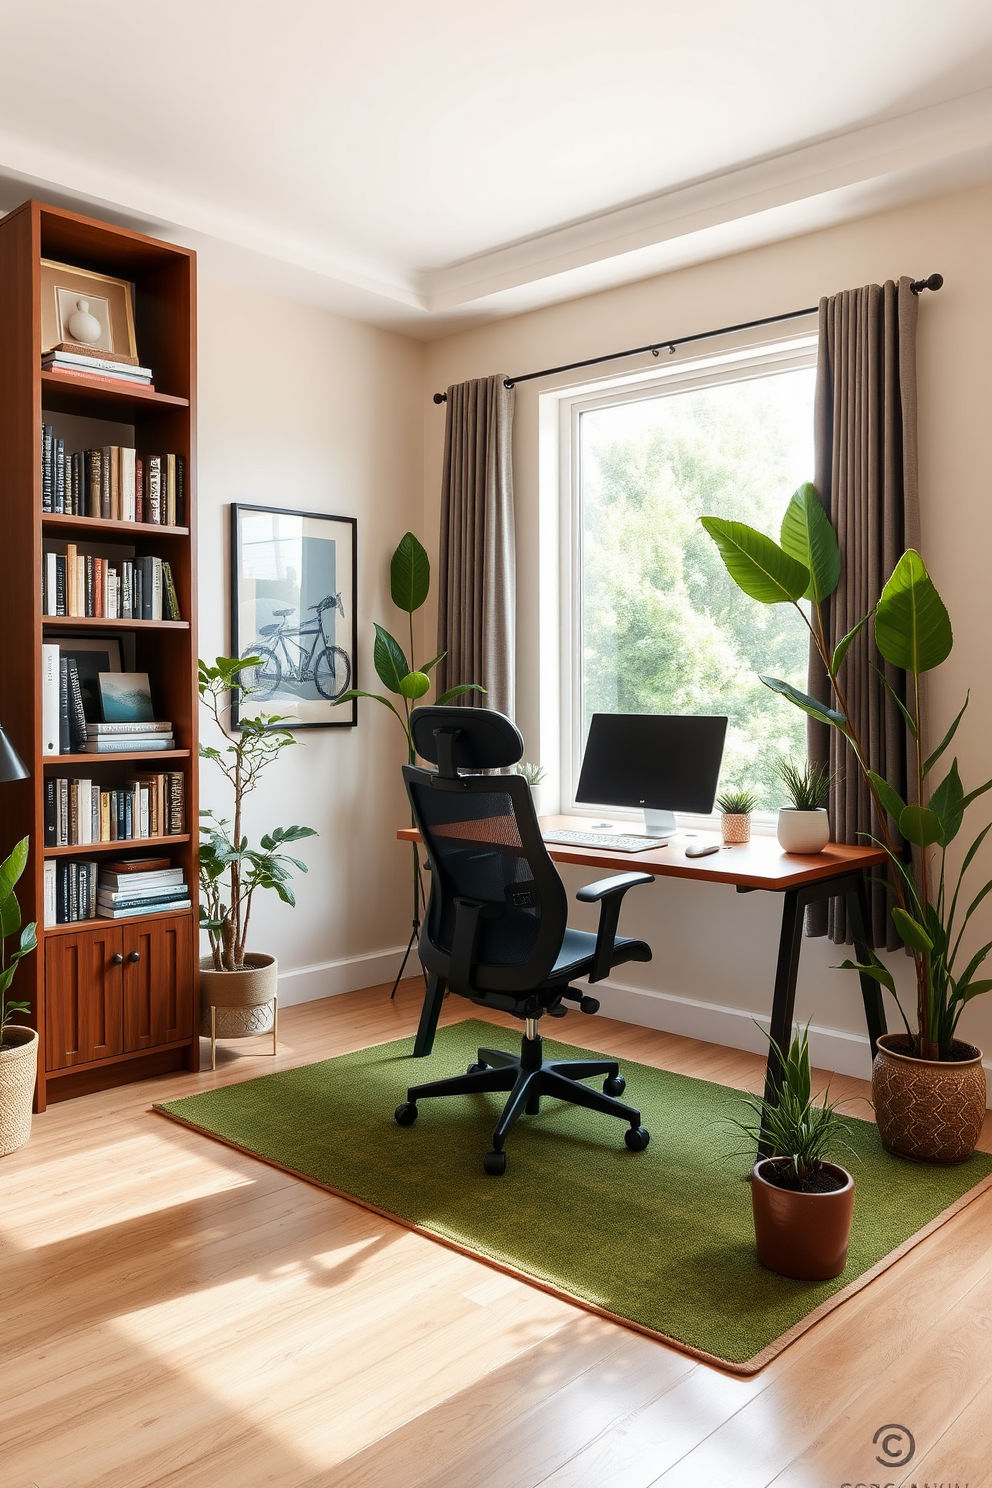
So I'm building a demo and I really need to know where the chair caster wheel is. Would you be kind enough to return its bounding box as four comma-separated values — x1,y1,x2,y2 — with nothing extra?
624,1126,650,1152
580,996,600,1014
394,1102,418,1127
604,1075,626,1097
467,1061,487,1074
483,1150,507,1176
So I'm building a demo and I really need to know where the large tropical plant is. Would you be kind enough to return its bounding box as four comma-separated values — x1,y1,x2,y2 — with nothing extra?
0,837,36,1042
198,657,317,972
701,483,992,1061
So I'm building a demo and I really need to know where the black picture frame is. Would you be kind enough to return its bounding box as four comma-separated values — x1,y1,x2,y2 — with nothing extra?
230,503,358,729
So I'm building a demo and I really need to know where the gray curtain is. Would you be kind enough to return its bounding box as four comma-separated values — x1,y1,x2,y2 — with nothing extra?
807,278,921,946
436,375,516,717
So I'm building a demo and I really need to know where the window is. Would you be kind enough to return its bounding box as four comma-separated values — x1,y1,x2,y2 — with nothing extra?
560,340,816,816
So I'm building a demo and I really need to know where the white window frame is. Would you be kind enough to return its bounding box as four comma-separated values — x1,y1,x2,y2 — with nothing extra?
549,332,818,834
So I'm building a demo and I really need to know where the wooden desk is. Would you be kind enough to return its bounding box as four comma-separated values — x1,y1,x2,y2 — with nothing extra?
397,819,888,1148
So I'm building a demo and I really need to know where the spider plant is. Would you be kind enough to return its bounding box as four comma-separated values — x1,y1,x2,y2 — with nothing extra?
716,787,759,816
779,757,832,811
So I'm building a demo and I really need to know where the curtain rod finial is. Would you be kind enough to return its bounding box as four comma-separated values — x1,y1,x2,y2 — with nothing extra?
433,391,447,404
911,273,943,295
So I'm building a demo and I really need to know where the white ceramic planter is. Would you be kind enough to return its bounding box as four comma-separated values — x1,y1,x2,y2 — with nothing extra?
777,807,830,854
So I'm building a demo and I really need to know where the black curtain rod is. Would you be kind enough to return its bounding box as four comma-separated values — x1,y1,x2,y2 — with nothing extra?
431,274,943,403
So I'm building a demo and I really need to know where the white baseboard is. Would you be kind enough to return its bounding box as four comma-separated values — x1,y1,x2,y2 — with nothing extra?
596,976,992,1101
275,945,407,1007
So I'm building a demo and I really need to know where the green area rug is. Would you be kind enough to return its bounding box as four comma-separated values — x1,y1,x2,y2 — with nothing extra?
155,1019,992,1373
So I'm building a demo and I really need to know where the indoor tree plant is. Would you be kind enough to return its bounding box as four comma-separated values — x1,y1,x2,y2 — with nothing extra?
198,657,317,1051
702,484,992,1161
716,786,758,845
777,757,832,854
0,836,39,1156
334,532,483,987
728,1023,856,1280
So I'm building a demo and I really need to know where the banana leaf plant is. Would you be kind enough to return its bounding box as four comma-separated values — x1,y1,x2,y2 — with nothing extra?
701,484,992,1061
333,532,484,954
199,657,317,972
0,836,36,1040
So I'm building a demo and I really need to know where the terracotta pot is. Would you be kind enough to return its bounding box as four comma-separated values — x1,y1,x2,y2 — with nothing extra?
776,807,830,854
0,1025,39,1157
199,953,278,1038
872,1033,986,1163
721,813,751,845
751,1159,855,1280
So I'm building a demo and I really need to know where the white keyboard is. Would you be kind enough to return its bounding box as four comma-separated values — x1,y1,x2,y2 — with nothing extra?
542,829,670,853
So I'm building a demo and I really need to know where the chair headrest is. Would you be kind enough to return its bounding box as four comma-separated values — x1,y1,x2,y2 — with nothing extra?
411,706,524,776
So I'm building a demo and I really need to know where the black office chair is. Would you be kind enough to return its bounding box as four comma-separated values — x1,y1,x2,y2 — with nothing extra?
394,705,655,1175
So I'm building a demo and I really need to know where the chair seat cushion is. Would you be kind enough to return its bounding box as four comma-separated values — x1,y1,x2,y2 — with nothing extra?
550,927,650,980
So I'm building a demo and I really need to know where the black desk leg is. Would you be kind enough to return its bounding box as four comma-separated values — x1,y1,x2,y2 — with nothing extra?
759,888,804,1157
413,973,445,1058
846,871,887,1060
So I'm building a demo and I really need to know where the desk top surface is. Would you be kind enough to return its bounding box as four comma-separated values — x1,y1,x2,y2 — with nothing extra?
397,815,887,891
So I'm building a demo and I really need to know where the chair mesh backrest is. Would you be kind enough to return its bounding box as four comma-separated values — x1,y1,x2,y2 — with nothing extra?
404,769,567,991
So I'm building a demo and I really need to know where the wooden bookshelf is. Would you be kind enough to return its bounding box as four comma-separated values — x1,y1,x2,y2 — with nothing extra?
0,200,200,1109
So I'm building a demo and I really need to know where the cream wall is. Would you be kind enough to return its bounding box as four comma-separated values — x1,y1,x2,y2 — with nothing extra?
197,276,425,1003
423,182,992,1081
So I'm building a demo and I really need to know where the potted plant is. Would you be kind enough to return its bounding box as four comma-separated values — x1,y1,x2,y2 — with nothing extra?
517,761,547,807
0,837,38,1156
716,787,758,845
198,658,317,1061
728,1024,856,1280
777,758,832,854
702,484,992,1161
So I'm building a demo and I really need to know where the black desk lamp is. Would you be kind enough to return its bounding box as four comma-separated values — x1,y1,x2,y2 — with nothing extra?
0,723,29,783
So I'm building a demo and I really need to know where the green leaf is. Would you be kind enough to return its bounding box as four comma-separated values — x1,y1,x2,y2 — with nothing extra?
830,612,870,678
779,483,841,604
398,670,431,700
924,694,969,777
956,978,992,1005
390,532,431,614
835,956,896,995
373,624,410,694
758,675,848,731
866,770,906,827
892,906,934,952
435,683,486,705
929,761,965,847
874,549,953,675
420,651,446,676
898,803,943,848
699,517,810,605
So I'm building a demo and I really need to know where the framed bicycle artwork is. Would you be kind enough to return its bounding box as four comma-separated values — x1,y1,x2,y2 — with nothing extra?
230,504,357,728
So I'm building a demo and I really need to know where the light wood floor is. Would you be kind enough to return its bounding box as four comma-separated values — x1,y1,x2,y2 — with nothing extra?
3,981,992,1488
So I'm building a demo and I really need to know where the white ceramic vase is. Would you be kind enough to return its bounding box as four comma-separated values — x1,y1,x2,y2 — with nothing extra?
777,807,830,854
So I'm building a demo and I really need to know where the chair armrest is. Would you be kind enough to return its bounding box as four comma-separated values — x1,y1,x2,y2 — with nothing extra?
576,872,654,983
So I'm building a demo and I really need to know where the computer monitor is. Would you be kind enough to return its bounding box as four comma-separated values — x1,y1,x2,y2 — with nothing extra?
575,713,728,837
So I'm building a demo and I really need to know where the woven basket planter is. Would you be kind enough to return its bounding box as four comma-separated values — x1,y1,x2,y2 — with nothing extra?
872,1033,987,1163
721,812,751,845
0,1025,39,1157
200,954,278,1038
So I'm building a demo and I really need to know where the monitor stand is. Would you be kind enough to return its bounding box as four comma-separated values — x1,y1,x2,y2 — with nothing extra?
643,809,676,838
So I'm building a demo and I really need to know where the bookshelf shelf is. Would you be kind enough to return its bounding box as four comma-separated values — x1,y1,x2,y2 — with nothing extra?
42,616,189,631
1,199,200,1110
44,834,191,858
41,369,189,419
42,514,189,538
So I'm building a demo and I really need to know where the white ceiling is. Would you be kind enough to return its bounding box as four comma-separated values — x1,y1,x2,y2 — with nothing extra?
2,0,992,335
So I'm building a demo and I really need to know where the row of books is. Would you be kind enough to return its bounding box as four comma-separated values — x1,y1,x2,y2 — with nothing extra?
43,856,190,926
43,549,181,620
43,343,153,388
41,432,185,525
45,773,185,846
41,648,175,756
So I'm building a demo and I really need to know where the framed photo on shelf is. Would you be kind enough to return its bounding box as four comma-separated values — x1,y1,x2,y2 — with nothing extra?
230,504,357,729
56,634,124,722
40,259,138,357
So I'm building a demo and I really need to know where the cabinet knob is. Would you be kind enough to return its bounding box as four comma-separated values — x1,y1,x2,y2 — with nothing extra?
127,950,141,964
111,953,124,965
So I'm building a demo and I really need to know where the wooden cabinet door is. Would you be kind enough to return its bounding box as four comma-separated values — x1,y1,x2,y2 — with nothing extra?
123,916,194,1052
45,927,125,1070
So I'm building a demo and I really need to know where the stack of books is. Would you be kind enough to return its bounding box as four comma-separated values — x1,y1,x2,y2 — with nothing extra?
43,548,181,620
41,431,186,524
44,772,185,845
96,858,190,920
43,858,99,926
42,654,176,757
42,343,153,389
